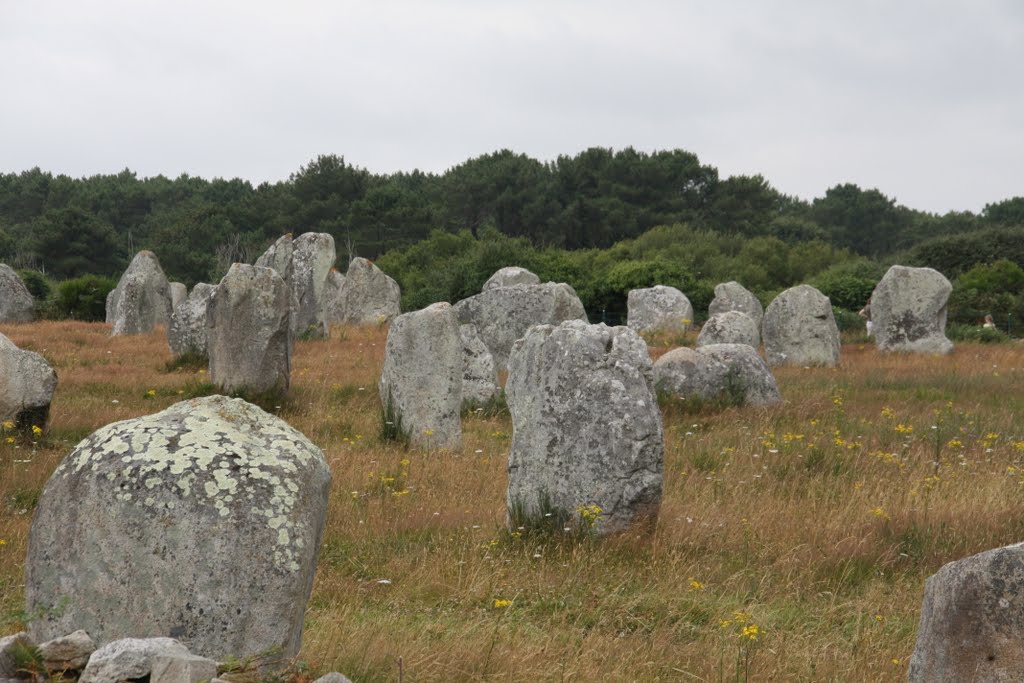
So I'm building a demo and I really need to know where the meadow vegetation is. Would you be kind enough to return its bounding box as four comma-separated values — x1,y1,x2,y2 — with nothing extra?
2,321,1024,681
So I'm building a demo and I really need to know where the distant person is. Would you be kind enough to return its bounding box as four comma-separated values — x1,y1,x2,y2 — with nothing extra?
859,297,873,336
983,314,996,330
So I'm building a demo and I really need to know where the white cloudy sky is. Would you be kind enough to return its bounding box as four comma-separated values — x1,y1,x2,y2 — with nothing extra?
2,0,1022,213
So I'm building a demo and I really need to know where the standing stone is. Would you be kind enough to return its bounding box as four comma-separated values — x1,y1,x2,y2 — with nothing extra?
379,303,462,450
322,269,346,325
289,232,336,338
708,281,764,328
698,344,782,407
654,344,781,408
105,289,119,325
626,285,694,335
483,266,541,291
25,396,332,664
168,284,216,358
908,542,1024,682
206,264,292,395
169,283,187,310
254,234,295,281
337,257,401,324
0,265,36,323
460,324,500,407
506,321,663,535
696,311,760,348
110,251,173,336
872,265,954,354
0,333,58,429
762,284,840,367
454,282,588,370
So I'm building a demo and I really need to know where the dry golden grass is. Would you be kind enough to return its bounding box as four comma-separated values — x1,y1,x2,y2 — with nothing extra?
3,321,1024,681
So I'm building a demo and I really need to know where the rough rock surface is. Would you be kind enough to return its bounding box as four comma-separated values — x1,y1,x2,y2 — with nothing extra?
39,630,95,671
460,324,500,406
626,286,693,335
653,347,730,403
908,542,1024,682
505,321,663,535
289,232,336,338
696,311,760,348
79,638,191,683
169,283,187,310
454,283,588,370
379,303,463,450
698,344,781,407
483,266,541,291
0,632,33,678
150,652,218,683
168,284,216,357
105,289,118,324
206,264,292,394
26,396,332,663
322,270,346,325
708,281,763,328
336,257,401,324
110,251,173,336
0,332,58,429
0,264,36,323
872,265,954,354
254,234,295,280
762,284,840,367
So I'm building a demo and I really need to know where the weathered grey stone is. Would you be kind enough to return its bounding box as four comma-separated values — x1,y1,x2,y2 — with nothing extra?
626,286,693,335
0,265,35,323
206,264,292,394
110,251,173,336
506,321,663,535
460,324,500,407
454,283,588,370
254,234,295,280
289,232,336,338
698,343,781,407
105,289,119,324
908,542,1024,682
26,396,332,663
79,638,190,683
653,347,731,403
150,652,218,683
872,265,953,354
483,266,540,291
696,311,760,348
708,281,763,328
313,673,354,683
0,332,57,428
39,629,95,672
322,270,346,325
168,284,216,358
762,284,840,367
337,257,401,324
0,632,33,678
379,303,462,450
169,283,187,310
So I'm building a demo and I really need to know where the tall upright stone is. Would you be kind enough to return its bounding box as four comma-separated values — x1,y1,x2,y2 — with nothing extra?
872,265,954,354
25,396,332,665
289,232,336,338
454,282,588,370
483,266,540,291
460,324,500,406
708,281,763,328
762,284,840,367
254,234,295,281
378,303,462,450
337,257,401,324
169,283,187,310
206,264,292,395
168,284,216,357
322,269,346,325
908,542,1024,682
110,252,173,336
627,285,694,335
0,332,57,429
0,264,36,323
506,321,663,535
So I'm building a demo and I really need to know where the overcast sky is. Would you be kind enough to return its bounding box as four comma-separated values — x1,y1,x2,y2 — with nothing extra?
2,0,1022,214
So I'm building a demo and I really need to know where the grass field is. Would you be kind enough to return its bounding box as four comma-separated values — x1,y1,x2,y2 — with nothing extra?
2,321,1024,682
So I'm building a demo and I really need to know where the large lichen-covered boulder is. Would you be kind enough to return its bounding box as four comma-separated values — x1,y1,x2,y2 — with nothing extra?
25,396,332,664
110,251,173,336
168,284,216,357
654,344,781,407
908,542,1024,682
0,264,36,322
762,284,840,367
460,324,500,407
483,266,541,291
322,269,346,325
289,232,336,338
379,303,463,450
0,332,57,430
626,286,693,335
454,282,588,370
708,281,763,328
337,257,401,325
872,265,954,354
206,264,292,395
169,283,187,310
696,311,760,348
506,321,663,535
696,344,781,407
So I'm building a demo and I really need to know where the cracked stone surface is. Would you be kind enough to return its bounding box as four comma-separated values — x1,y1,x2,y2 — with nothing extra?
708,281,763,328
762,284,840,367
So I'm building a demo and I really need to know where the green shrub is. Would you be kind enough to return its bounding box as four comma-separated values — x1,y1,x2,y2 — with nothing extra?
53,275,117,321
17,270,51,301
947,323,1009,344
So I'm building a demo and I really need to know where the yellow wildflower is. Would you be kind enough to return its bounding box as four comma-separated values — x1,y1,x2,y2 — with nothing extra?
493,598,512,609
